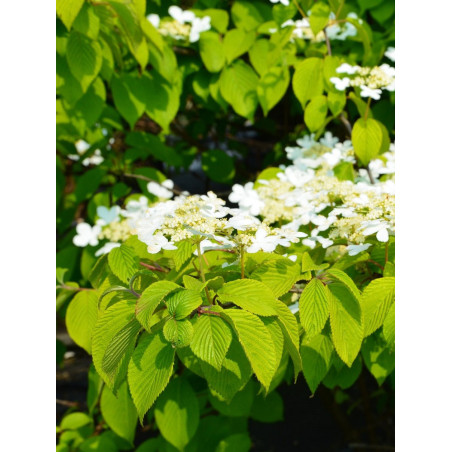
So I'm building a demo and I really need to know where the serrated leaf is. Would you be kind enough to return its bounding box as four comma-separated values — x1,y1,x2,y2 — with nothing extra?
382,302,395,351
300,332,334,394
155,378,200,452
362,277,395,337
201,337,253,402
293,58,324,108
217,279,278,316
250,253,299,297
135,281,180,330
57,0,85,31
163,319,194,348
328,283,363,366
222,309,277,391
166,289,203,320
323,355,362,390
108,244,138,283
190,310,233,370
261,317,284,370
92,300,140,390
66,290,98,354
301,252,328,272
128,331,175,422
100,383,138,444
209,380,255,418
299,278,329,338
326,268,362,302
362,332,395,385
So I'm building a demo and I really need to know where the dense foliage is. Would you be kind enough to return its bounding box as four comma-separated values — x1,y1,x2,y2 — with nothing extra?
56,0,395,450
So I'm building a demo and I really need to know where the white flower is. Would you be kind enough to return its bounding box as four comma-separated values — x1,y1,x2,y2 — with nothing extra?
96,206,120,225
247,228,290,253
359,85,382,100
302,234,334,249
200,192,229,218
295,133,317,150
146,233,177,254
270,0,290,6
359,220,391,242
121,196,149,219
226,211,260,231
75,140,90,155
95,242,121,257
189,16,211,42
279,228,308,240
229,182,264,216
384,47,395,62
147,14,160,28
73,222,101,247
346,243,372,256
147,179,174,199
330,77,350,91
194,237,234,255
168,6,195,24
288,303,299,314
320,131,339,148
336,63,359,74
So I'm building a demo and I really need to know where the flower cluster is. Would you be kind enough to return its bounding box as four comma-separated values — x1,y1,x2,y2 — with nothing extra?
68,140,104,167
330,62,395,100
147,6,211,43
228,132,395,256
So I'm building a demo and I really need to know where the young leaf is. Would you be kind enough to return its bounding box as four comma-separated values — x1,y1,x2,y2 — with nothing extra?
66,290,98,354
128,331,176,422
217,279,278,316
298,278,329,338
309,2,331,36
222,309,277,391
301,252,328,272
352,118,383,166
328,283,363,366
361,277,395,337
250,256,300,297
326,268,362,301
135,281,180,330
190,310,233,370
304,95,328,132
199,31,226,73
57,0,85,31
155,378,200,452
108,244,138,283
223,28,256,64
300,332,334,394
257,65,290,116
293,58,324,108
163,319,194,348
166,289,203,320
100,383,138,445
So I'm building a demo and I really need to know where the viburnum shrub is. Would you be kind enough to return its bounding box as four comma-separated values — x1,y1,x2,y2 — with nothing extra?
56,0,395,450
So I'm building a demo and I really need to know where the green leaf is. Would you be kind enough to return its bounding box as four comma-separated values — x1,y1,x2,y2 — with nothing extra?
166,289,203,320
231,0,271,31
220,61,259,120
222,309,277,391
128,331,176,422
201,9,229,33
327,90,346,116
299,278,329,338
201,338,253,402
257,65,290,116
309,2,331,36
66,290,98,354
326,268,362,301
72,3,100,40
362,277,395,337
333,161,355,181
301,252,328,272
60,412,92,430
362,332,395,385
223,29,256,64
57,0,85,31
293,58,324,108
202,149,235,183
66,31,102,92
87,365,103,415
108,244,137,283
209,380,255,417
215,433,252,452
163,319,194,348
323,354,362,389
300,332,334,394
136,281,180,330
217,279,278,316
199,31,226,73
382,302,395,351
191,311,233,370
92,300,141,390
155,378,200,452
250,390,284,423
100,383,138,444
304,95,328,132
352,118,383,165
328,283,363,366
111,73,146,128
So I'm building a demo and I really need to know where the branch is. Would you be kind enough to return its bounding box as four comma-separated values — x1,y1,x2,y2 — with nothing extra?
124,173,184,195
139,262,169,273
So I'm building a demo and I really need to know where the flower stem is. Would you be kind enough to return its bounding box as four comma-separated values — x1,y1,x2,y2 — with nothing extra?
293,0,307,18
364,97,372,121
240,246,245,279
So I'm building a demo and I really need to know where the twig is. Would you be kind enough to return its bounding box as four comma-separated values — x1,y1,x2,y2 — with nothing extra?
366,165,376,185
339,113,352,137
56,284,93,292
289,287,304,294
139,262,169,273
124,173,183,195
367,259,384,271
56,399,79,408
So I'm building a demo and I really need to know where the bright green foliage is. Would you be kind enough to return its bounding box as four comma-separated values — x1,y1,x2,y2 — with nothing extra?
200,31,226,73
362,277,395,337
217,279,278,316
293,58,324,108
362,332,395,385
155,378,200,451
223,28,255,64
309,2,331,35
166,289,203,320
163,318,194,348
257,65,290,116
209,380,255,418
299,278,329,338
301,252,328,272
136,281,180,330
383,302,395,351
352,118,384,165
190,310,233,370
305,95,329,132
57,0,85,30
66,290,98,354
222,309,277,391
128,331,175,422
108,244,137,283
300,332,334,394
100,383,138,444
328,283,364,366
